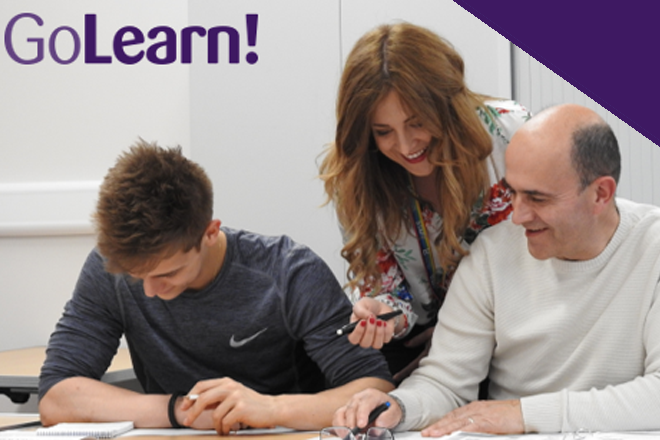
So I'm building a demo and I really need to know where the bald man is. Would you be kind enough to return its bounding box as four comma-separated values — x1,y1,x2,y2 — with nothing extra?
333,104,660,434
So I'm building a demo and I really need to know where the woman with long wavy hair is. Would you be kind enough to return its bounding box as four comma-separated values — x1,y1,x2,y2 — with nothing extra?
319,22,531,382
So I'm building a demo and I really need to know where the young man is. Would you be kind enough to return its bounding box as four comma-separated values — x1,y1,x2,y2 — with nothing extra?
334,104,660,434
39,141,393,434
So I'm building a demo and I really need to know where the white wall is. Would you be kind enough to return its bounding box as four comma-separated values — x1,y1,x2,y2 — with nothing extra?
0,0,511,412
0,0,190,412
188,0,344,280
0,0,190,354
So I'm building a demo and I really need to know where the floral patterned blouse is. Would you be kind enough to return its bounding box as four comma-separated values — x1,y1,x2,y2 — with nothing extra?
355,100,532,337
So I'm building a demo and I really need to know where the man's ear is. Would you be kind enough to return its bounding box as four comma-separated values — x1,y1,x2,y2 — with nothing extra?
591,176,617,214
203,219,222,245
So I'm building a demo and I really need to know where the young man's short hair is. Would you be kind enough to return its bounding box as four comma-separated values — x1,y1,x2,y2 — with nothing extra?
94,139,213,273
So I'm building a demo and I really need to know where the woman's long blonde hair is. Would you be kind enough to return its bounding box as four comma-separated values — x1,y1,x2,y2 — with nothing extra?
319,23,495,293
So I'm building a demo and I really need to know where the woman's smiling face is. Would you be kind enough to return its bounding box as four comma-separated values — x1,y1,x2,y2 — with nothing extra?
371,90,435,177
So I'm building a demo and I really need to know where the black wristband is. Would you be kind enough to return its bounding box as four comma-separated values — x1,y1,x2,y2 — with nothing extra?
168,392,186,429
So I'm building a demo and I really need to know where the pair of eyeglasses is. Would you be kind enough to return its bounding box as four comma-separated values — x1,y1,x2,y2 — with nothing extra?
562,429,592,440
320,427,394,440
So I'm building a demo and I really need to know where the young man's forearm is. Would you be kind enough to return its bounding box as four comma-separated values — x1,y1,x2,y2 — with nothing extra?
41,376,394,432
274,377,394,430
39,377,170,428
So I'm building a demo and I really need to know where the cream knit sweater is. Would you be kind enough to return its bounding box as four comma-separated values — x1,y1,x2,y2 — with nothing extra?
391,198,660,433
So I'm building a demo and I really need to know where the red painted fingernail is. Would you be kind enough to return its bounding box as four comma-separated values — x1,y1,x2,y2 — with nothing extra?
369,317,375,324
361,320,367,327
377,320,383,327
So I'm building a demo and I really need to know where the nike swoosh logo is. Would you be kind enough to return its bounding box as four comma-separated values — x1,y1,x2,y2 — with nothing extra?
229,327,268,348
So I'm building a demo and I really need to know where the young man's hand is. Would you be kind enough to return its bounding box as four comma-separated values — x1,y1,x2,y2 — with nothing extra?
179,378,278,435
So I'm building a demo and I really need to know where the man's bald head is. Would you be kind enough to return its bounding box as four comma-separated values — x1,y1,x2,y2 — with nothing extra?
509,104,620,190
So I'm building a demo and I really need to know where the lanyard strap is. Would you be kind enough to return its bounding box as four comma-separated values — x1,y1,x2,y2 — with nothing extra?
407,174,449,305
409,196,437,290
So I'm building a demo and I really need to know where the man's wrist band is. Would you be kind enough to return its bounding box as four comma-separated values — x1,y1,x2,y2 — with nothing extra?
168,392,186,428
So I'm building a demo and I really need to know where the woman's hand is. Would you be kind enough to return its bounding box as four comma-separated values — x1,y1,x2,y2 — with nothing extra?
347,298,397,349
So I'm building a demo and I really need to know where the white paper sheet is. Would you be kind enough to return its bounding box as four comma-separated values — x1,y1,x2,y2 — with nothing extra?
120,426,302,437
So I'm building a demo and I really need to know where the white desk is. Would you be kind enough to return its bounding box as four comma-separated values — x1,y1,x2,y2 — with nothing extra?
0,346,134,404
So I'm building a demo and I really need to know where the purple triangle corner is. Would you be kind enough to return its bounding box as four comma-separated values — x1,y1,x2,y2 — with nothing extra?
453,0,660,148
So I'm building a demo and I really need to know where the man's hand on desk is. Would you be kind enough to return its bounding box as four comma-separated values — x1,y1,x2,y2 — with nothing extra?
332,388,402,429
179,377,278,435
421,399,524,437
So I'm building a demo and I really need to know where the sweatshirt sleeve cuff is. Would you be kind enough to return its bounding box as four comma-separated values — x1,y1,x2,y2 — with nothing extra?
389,389,425,431
520,392,563,433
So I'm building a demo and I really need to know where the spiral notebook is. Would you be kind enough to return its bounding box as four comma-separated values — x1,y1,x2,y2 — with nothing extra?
35,422,133,439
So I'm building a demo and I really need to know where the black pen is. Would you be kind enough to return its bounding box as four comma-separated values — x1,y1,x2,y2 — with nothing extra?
336,310,403,336
350,402,391,436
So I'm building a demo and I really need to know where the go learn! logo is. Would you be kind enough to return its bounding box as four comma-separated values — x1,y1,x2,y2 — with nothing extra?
3,12,259,65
